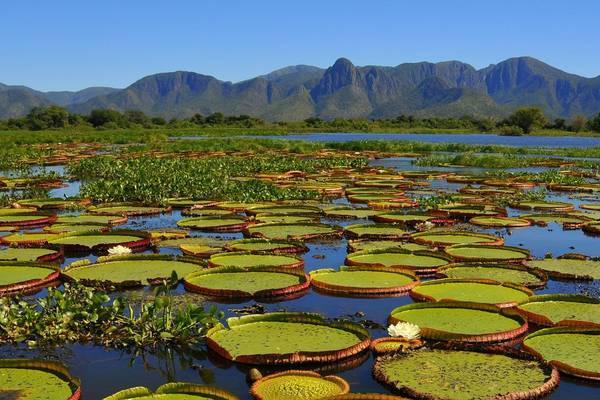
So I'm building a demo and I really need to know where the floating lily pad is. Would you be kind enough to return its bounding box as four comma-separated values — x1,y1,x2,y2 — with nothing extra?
469,216,531,228
523,327,600,380
0,232,62,246
410,278,532,307
344,223,407,240
218,201,276,212
177,216,249,232
87,202,169,216
345,249,451,275
389,302,527,343
147,229,189,240
444,244,530,262
104,382,238,400
48,230,151,253
206,312,370,364
437,263,546,288
166,198,219,208
0,261,60,295
0,359,80,400
517,294,600,327
184,266,309,299
581,203,600,211
156,236,227,249
0,208,37,216
410,230,503,247
180,244,224,257
437,204,503,218
521,213,590,227
251,370,349,400
0,213,56,227
15,198,90,210
582,221,600,234
181,208,236,217
514,200,574,212
208,252,303,270
63,254,203,288
224,238,307,254
247,205,321,216
44,223,107,234
310,266,418,296
254,214,317,224
0,247,61,262
323,207,381,219
526,258,600,280
246,223,343,241
373,212,435,224
373,348,558,400
347,240,429,253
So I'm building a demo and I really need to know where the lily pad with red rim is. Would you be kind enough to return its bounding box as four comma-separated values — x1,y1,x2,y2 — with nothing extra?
251,370,349,400
310,266,419,296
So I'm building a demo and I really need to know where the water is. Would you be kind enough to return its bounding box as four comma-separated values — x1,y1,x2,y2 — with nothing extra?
2,158,600,399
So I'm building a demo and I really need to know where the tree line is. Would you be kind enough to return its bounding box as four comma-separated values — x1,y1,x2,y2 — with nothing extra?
1,105,600,134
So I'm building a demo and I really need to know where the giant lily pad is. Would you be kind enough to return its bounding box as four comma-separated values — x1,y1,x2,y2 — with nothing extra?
310,266,418,296
87,202,170,216
15,198,90,210
437,263,547,288
104,382,238,400
206,312,370,364
184,266,309,299
444,244,530,262
251,370,349,400
0,261,60,295
323,207,381,219
521,213,590,228
373,212,436,225
208,252,303,270
526,258,600,280
517,294,600,327
247,205,321,216
156,236,227,249
0,213,56,227
245,223,343,241
523,327,600,380
55,214,127,226
177,216,249,232
373,348,558,400
410,230,503,247
48,230,151,253
410,278,532,307
345,249,451,275
514,200,574,212
344,224,407,240
181,208,236,217
0,358,81,400
469,216,531,228
224,238,307,254
347,240,429,253
0,232,61,246
63,254,203,288
389,301,528,343
44,223,107,234
0,247,61,262
254,214,317,224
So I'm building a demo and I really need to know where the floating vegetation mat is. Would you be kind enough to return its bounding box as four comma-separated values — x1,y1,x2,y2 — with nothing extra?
251,370,349,400
517,294,600,327
310,266,418,296
373,348,559,400
206,312,370,364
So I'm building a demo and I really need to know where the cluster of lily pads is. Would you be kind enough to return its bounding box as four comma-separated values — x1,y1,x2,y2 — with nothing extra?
1,152,600,400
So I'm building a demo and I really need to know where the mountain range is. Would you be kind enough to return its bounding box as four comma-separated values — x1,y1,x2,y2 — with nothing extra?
2,57,600,120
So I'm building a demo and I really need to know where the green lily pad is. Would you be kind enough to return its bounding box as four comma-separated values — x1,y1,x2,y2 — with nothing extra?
15,198,88,210
63,255,203,287
0,214,55,227
0,261,59,294
517,295,600,326
88,203,169,216
526,258,600,280
181,208,236,217
166,198,219,208
251,371,349,400
247,205,321,216
0,359,80,400
344,224,407,239
224,238,307,254
0,248,60,262
184,266,308,298
410,278,532,306
521,213,590,226
389,302,527,342
48,231,150,252
246,223,343,241
374,349,558,400
469,216,531,228
373,212,435,224
437,263,546,288
523,327,600,380
444,244,530,262
410,231,503,247
515,201,574,211
345,249,451,274
206,312,369,364
55,214,127,225
208,252,303,269
310,266,418,296
177,216,249,232
0,232,61,245
323,207,381,219
0,208,37,216
45,223,106,234
104,382,238,400
254,214,317,224
156,236,227,249
347,240,429,253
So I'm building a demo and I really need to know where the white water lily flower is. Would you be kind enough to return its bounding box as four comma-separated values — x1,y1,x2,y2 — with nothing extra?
107,245,132,256
388,322,420,340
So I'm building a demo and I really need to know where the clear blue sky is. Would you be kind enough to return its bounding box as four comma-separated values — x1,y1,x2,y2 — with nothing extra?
2,0,599,91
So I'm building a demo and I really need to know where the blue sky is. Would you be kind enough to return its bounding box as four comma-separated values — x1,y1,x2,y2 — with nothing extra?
2,0,599,91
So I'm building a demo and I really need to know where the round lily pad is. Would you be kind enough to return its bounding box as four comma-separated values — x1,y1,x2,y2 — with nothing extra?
410,278,532,307
526,258,600,280
208,252,303,270
247,205,321,216
224,238,307,254
184,266,309,299
310,266,419,296
444,244,530,262
517,294,600,327
251,370,349,400
436,204,503,219
345,249,451,275
373,212,436,224
581,203,600,211
0,261,60,295
217,201,276,212
87,203,170,216
206,312,370,364
0,358,81,400
15,198,90,210
323,207,382,219
63,254,203,288
389,301,528,343
469,216,531,228
0,247,61,262
55,214,127,226
104,382,238,400
44,223,107,234
437,263,547,288
254,214,317,224
344,223,407,240
156,236,227,249
177,216,249,232
521,213,590,228
245,223,343,241
48,230,151,253
0,213,56,227
583,221,600,234
514,200,574,212
179,244,224,257
523,327,600,380
181,208,236,217
166,198,219,208
373,348,559,399
0,232,61,246
410,230,503,247
347,240,429,253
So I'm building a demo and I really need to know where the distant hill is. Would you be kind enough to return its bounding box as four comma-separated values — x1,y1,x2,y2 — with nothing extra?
3,57,600,120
